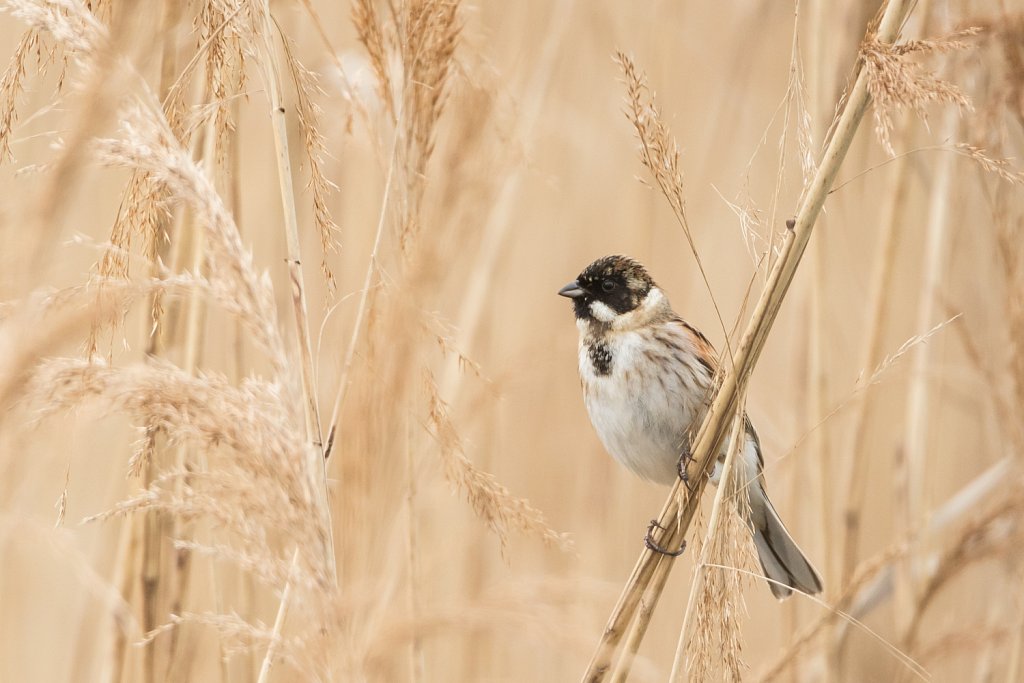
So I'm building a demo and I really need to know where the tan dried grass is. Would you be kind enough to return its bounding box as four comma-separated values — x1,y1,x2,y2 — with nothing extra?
2,0,1024,680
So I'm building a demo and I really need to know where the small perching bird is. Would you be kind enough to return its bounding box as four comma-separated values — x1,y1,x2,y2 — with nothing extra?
559,255,822,599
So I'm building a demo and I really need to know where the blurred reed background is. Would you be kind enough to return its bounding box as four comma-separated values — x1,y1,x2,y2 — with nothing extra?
1,0,1022,681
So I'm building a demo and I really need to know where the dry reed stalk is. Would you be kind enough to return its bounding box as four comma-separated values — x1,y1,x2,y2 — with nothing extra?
670,407,749,682
253,0,336,584
832,79,932,626
804,0,835,673
901,484,1024,653
322,133,394,462
404,400,424,683
765,454,1014,680
895,106,959,639
225,87,256,683
755,550,898,683
1007,603,1024,683
257,547,300,683
104,516,137,683
581,2,917,680
140,458,163,683
835,153,910,587
163,115,217,681
126,106,214,683
609,561,674,683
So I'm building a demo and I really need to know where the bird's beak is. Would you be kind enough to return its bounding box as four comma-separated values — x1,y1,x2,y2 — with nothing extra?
558,280,585,298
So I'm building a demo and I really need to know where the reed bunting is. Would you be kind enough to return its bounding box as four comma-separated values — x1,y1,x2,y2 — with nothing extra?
559,255,822,599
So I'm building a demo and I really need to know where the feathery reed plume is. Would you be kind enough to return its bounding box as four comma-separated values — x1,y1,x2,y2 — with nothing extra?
0,28,40,162
615,52,688,230
424,371,571,554
953,142,1024,185
30,356,329,571
280,33,340,293
616,50,731,353
395,0,460,252
6,0,169,359
348,0,462,247
351,0,393,118
0,287,126,413
4,0,102,100
29,346,335,679
861,26,980,155
0,0,347,665
86,169,171,359
95,103,286,369
194,0,245,160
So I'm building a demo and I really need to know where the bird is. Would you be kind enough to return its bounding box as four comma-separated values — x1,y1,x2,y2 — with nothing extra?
558,254,822,599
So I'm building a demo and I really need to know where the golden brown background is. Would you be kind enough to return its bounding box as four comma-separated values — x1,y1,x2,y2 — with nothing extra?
1,0,1022,681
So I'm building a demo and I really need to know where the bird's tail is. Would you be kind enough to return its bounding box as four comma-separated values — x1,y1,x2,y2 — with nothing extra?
748,481,823,600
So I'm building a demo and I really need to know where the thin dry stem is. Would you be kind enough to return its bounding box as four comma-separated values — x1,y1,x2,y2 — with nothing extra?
895,107,960,637
902,485,1024,652
837,72,917,590
257,548,300,683
254,0,337,583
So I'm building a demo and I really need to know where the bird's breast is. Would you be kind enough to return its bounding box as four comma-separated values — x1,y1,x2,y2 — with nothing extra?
578,330,709,485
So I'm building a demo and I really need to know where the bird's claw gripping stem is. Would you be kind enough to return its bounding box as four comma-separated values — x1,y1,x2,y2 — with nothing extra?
644,519,686,557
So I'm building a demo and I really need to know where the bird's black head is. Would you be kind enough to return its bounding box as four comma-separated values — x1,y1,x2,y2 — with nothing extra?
558,255,656,322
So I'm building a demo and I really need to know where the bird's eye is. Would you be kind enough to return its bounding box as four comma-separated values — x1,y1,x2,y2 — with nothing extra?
601,280,616,293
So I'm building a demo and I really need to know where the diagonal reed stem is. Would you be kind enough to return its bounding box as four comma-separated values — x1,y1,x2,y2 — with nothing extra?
257,547,300,683
580,2,916,680
668,407,748,682
255,0,336,585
